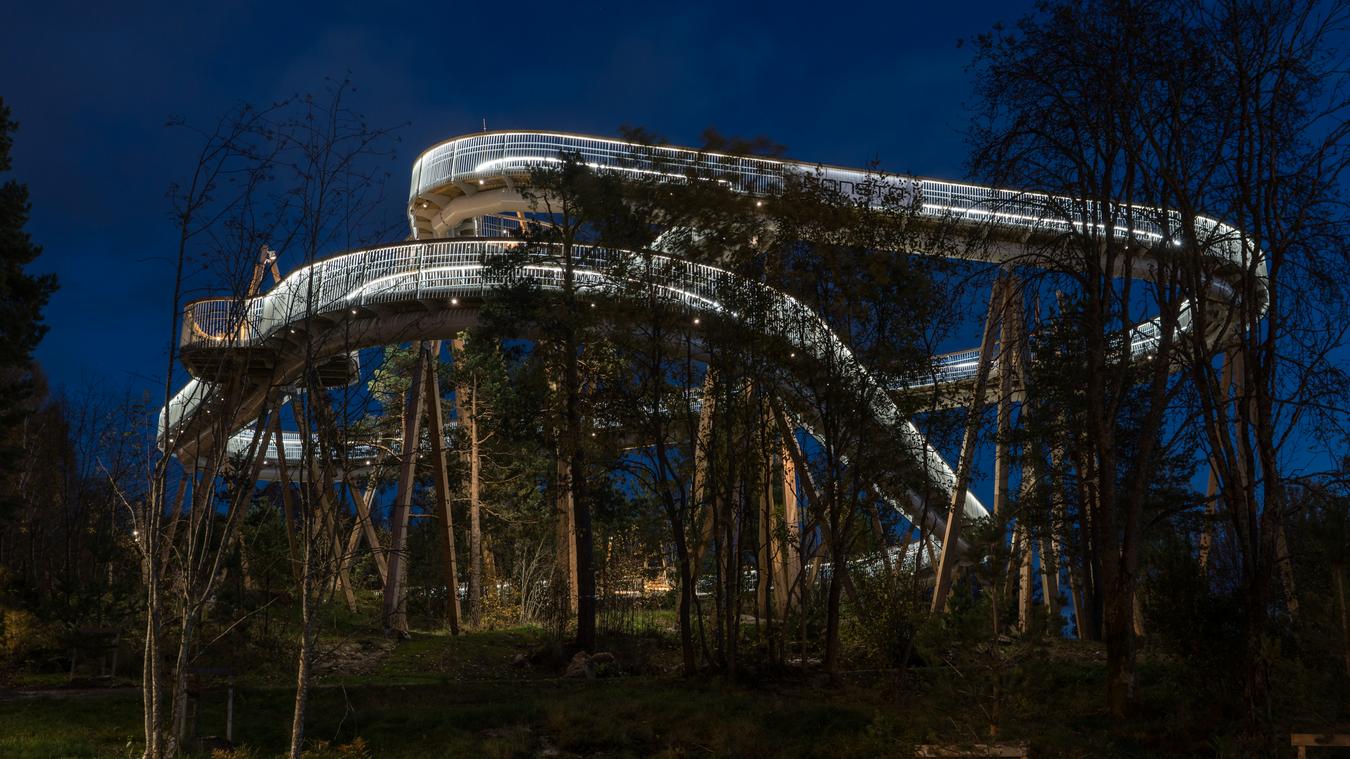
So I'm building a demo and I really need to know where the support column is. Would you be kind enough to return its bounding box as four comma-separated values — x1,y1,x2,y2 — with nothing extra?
776,441,801,617
689,369,718,577
452,338,483,629
1017,524,1034,633
233,411,278,593
931,276,1006,613
992,275,1020,519
294,385,355,610
423,341,462,634
270,414,300,578
771,402,826,613
1048,439,1083,635
756,429,775,623
383,342,429,637
348,478,387,586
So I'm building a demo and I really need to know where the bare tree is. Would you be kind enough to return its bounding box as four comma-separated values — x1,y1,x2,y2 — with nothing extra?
139,99,287,759
967,0,1204,716
1166,0,1350,723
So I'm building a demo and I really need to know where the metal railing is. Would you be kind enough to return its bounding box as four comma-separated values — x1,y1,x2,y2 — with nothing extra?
167,238,991,519
166,131,1267,527
409,131,1264,278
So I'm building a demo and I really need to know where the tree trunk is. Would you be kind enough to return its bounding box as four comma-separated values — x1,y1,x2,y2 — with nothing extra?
1102,571,1135,718
383,344,427,637
824,553,844,674
1334,564,1350,678
289,543,314,759
555,454,578,616
169,615,195,752
468,374,483,628
674,526,697,676
423,344,461,635
560,240,595,652
141,550,164,759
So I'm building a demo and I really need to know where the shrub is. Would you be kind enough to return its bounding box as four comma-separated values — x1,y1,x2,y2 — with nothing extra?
0,607,58,663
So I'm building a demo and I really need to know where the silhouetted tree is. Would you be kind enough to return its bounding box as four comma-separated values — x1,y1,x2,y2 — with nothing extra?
0,98,57,510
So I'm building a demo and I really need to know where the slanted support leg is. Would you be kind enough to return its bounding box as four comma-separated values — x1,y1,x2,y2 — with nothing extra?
270,414,301,581
775,440,801,617
424,341,462,634
349,478,387,587
932,276,1006,612
383,342,429,637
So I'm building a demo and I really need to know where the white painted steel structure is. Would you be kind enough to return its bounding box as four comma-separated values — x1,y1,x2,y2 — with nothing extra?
161,130,1264,533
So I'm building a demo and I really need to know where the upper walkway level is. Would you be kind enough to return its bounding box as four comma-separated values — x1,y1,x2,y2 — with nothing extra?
406,132,1264,300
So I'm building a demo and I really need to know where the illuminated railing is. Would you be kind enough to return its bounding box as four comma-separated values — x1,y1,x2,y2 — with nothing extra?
913,314,1176,387
165,131,1266,530
224,428,431,474
167,238,991,519
409,131,1263,279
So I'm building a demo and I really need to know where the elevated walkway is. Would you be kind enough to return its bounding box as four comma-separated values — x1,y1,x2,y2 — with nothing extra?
160,130,1264,539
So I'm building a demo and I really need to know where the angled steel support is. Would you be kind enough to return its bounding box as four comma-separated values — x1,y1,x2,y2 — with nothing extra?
424,340,462,634
383,342,429,636
931,276,1006,613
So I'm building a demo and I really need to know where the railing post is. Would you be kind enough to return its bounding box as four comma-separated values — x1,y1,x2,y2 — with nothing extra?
359,249,369,310
415,245,423,300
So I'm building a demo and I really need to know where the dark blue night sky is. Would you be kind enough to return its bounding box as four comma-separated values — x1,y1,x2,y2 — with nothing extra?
3,0,1033,397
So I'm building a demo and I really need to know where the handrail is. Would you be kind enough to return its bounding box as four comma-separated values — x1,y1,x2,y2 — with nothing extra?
408,131,1265,290
167,238,994,520
164,129,1270,531
181,239,1178,389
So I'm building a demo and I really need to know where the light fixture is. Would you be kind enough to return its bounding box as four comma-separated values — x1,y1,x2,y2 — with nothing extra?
478,179,485,186
693,317,700,325
351,309,358,314
451,297,459,305
756,200,763,207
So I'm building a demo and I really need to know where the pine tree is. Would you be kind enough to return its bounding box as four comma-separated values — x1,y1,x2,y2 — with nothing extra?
0,99,56,389
0,97,57,508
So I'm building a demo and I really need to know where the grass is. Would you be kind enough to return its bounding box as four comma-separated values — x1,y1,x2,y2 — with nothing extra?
0,694,142,759
1,614,1344,758
0,668,916,758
